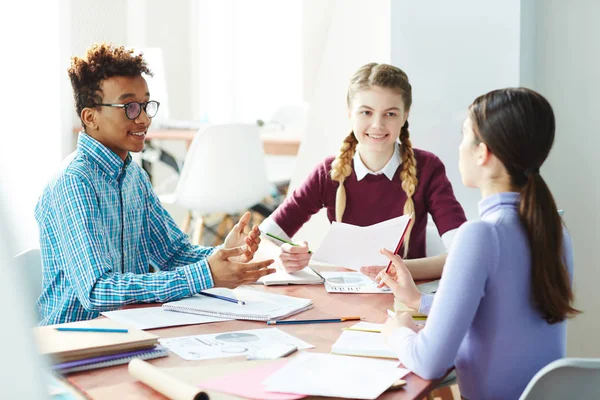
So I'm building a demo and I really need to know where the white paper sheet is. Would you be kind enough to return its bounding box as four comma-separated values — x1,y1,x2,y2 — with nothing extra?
321,271,392,293
263,352,408,399
345,321,385,333
331,330,398,359
311,215,411,270
101,307,231,330
159,328,314,361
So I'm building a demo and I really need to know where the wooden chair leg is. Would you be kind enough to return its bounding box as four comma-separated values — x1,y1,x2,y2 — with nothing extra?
428,385,458,400
213,214,231,246
181,211,192,235
191,216,204,246
450,384,461,399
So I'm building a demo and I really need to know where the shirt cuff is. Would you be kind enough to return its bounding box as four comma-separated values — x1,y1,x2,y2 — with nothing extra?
184,258,215,294
418,294,434,315
259,217,292,244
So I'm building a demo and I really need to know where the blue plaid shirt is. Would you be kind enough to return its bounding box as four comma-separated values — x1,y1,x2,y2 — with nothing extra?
35,133,215,325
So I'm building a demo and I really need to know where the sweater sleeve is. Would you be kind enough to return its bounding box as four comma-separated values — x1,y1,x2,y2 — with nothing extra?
388,220,498,379
267,158,331,238
425,155,467,235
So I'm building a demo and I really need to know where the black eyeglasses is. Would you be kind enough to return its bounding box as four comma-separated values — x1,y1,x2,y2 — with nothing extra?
95,100,160,120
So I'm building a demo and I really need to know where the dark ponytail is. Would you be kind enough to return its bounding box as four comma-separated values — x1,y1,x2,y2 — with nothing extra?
470,88,580,324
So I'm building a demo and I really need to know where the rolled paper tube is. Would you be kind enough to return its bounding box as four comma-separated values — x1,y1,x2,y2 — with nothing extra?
128,359,208,400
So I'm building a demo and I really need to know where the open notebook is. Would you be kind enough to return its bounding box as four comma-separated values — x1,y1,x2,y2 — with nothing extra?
34,319,159,363
163,287,313,321
331,330,397,359
258,266,324,286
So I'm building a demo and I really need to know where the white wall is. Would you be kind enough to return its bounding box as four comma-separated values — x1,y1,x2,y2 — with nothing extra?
390,0,522,221
0,0,64,252
193,0,303,124
288,0,391,245
525,0,600,357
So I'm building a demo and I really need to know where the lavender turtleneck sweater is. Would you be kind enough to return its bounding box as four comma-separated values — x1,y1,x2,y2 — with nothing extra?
389,192,573,400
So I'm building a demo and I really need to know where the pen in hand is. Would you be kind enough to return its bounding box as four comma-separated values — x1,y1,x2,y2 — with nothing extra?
265,233,312,254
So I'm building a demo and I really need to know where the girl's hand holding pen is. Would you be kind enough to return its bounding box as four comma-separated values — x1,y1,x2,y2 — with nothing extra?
377,248,422,312
279,241,312,273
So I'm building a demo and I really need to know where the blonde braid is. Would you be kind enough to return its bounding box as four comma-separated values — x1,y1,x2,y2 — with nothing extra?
399,121,418,258
330,132,359,222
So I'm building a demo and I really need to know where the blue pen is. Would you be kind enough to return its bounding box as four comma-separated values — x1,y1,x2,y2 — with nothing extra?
55,327,129,333
267,317,362,325
199,291,246,305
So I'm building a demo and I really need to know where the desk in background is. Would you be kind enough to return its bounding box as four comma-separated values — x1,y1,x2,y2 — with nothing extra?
72,127,302,156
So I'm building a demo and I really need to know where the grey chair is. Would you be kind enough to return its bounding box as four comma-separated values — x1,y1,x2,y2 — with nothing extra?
13,248,42,304
519,358,600,399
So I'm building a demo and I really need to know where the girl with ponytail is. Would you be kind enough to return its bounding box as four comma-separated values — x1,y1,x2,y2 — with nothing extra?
379,88,579,399
260,63,466,283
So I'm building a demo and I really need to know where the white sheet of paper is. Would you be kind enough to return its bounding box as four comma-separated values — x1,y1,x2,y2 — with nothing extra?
321,271,392,293
159,328,314,361
101,307,231,330
345,321,385,333
311,215,411,270
331,330,398,359
263,352,408,399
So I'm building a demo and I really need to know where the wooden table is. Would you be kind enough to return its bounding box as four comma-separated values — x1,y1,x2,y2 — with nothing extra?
66,285,445,399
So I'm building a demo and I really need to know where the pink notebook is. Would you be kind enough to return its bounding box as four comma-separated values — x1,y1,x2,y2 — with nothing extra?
198,360,305,400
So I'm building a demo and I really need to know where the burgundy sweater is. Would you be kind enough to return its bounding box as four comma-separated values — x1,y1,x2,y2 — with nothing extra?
271,148,467,259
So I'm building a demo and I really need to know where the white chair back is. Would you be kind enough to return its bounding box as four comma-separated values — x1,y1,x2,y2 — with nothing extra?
270,103,309,128
0,198,48,399
14,248,42,303
174,124,271,215
425,222,447,257
519,358,600,399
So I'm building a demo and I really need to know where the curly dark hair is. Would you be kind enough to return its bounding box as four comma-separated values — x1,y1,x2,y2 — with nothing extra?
68,43,153,129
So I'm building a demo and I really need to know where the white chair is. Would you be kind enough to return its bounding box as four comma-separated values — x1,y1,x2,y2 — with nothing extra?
160,124,271,244
269,102,310,128
519,358,600,399
425,221,447,257
0,198,48,399
14,248,42,304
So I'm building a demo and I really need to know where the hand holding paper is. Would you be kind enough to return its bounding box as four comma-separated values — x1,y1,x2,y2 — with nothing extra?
311,214,412,270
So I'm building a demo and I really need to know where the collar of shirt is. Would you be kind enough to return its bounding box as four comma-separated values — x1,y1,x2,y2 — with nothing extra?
353,143,401,181
77,131,132,181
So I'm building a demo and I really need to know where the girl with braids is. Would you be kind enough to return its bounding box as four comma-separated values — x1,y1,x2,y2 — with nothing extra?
379,88,579,399
261,63,466,284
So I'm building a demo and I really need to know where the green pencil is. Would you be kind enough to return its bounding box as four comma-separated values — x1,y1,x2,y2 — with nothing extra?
265,232,313,254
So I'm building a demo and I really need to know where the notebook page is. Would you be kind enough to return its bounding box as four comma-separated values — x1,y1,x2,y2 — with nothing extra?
162,287,313,321
258,267,323,285
331,330,397,359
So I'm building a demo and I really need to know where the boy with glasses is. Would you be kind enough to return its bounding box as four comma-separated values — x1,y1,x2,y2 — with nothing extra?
35,43,275,325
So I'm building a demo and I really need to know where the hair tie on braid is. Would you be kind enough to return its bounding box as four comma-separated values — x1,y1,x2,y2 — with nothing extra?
524,167,540,177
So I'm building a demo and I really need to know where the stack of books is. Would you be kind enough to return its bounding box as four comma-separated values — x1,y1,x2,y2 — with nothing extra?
34,319,168,374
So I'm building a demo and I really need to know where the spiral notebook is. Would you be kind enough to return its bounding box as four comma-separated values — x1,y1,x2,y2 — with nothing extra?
162,287,313,321
53,345,168,374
